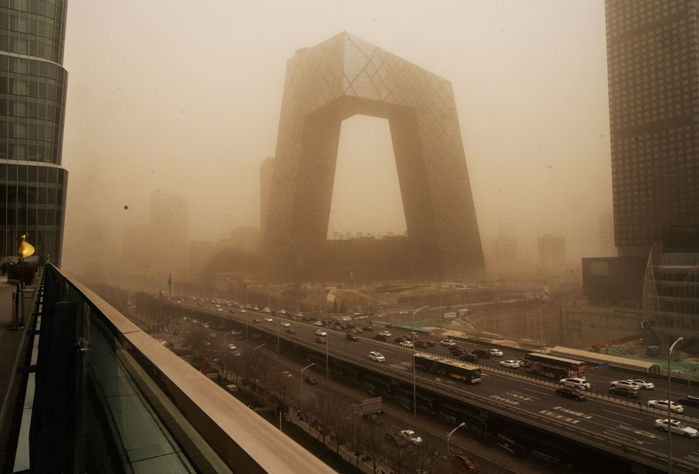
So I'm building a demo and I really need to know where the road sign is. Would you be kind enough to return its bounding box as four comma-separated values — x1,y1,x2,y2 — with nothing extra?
354,397,382,416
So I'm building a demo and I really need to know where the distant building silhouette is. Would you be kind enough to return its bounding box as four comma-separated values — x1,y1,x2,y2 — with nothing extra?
605,0,699,257
0,2,70,263
264,32,484,280
537,234,565,269
598,212,615,257
260,157,274,235
492,234,517,272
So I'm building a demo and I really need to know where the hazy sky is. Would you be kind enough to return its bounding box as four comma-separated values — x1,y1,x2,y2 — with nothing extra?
61,0,612,268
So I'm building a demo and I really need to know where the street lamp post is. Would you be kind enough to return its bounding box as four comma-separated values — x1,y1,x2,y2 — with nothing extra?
667,336,684,474
253,343,266,352
301,363,316,413
447,422,466,455
412,306,428,418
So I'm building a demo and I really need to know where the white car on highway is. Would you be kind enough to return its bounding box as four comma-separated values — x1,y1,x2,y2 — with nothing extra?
440,339,456,346
369,351,386,362
609,380,641,390
559,377,591,390
654,418,698,438
280,322,291,327
648,400,685,414
489,348,504,357
629,379,654,389
378,330,392,337
315,330,327,337
263,317,274,322
399,340,414,348
500,359,520,368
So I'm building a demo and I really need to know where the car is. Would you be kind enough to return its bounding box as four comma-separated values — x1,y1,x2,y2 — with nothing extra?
369,351,386,362
253,306,260,311
400,429,423,445
500,359,520,368
440,339,456,346
217,308,224,312
449,345,466,356
227,343,237,350
280,322,291,327
555,386,587,401
304,375,318,385
384,432,408,449
263,307,272,314
609,386,639,398
263,317,274,322
394,336,406,343
279,309,288,315
373,334,388,342
629,379,654,389
648,400,685,414
610,380,641,390
253,318,262,323
316,336,326,344
654,418,698,438
399,340,414,348
677,395,699,407
286,328,296,334
346,333,358,341
489,348,504,357
452,453,480,472
559,377,591,390
414,340,428,349
460,354,479,363
378,330,392,337
315,330,327,337
471,349,491,359
313,320,324,327
280,370,293,378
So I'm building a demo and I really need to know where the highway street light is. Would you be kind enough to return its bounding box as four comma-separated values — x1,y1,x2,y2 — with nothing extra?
301,363,316,413
253,343,266,352
447,422,466,455
667,336,684,474
412,305,428,418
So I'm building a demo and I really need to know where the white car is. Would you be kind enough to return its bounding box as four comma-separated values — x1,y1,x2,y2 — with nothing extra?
313,321,324,327
440,339,456,346
280,322,291,327
654,418,698,438
369,351,386,362
610,380,641,390
648,400,685,414
315,330,327,337
378,330,392,337
500,359,520,368
263,307,272,314
263,317,274,322
489,348,504,357
629,379,654,389
559,377,591,390
399,340,414,348
227,343,237,350
400,429,423,445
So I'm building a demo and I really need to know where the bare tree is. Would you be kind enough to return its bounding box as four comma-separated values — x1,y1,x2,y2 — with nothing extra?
358,418,385,474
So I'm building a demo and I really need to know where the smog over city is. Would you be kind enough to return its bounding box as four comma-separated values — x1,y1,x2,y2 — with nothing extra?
1,1,697,473
60,0,613,275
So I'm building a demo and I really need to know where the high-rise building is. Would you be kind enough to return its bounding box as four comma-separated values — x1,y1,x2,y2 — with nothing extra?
0,1,70,264
537,234,565,269
264,32,484,280
259,157,274,234
492,234,517,271
605,0,699,257
598,211,615,257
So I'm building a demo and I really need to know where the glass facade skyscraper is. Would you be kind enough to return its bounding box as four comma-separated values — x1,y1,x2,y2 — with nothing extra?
0,0,69,264
264,32,484,280
605,0,699,257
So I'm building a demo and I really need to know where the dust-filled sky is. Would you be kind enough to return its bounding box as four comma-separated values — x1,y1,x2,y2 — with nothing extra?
61,0,612,269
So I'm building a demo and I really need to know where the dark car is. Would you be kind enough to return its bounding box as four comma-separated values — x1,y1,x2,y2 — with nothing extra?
374,334,388,342
384,432,408,449
677,395,699,407
394,336,406,343
555,386,587,401
316,336,326,344
362,325,374,332
472,349,491,359
414,340,428,349
304,375,318,385
286,328,296,334
609,386,638,398
426,341,436,347
449,345,466,356
460,354,478,363
346,333,358,341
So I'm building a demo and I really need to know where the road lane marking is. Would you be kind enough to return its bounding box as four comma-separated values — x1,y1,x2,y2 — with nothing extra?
616,424,664,440
506,391,535,402
553,406,592,420
602,429,651,446
490,394,520,406
601,408,642,421
539,409,579,424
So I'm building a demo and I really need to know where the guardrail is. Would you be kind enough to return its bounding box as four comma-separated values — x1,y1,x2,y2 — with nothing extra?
175,303,699,473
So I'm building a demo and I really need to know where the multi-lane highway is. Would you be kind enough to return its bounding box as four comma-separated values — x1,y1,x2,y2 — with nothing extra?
169,298,699,472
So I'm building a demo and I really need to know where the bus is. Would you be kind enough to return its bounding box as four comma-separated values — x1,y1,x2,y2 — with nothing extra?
524,352,585,379
414,353,481,384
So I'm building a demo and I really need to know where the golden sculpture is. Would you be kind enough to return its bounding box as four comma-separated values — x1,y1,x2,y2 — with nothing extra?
18,234,35,260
